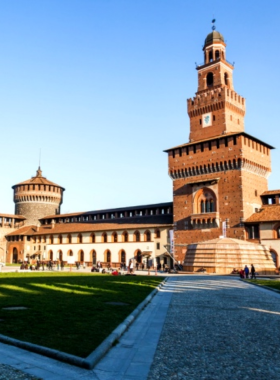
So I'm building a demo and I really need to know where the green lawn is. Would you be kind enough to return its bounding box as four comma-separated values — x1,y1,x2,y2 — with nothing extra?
250,279,280,291
0,273,163,357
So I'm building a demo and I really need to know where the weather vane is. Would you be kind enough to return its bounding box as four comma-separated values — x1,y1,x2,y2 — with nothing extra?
212,18,216,31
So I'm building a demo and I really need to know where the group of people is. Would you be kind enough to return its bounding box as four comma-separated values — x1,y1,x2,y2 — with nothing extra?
239,264,257,279
20,260,66,271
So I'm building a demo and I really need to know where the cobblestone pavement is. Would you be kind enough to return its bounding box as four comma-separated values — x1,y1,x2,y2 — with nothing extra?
148,276,280,380
0,364,41,379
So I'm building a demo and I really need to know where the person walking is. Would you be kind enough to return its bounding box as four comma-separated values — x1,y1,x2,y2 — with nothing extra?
244,265,249,279
251,264,256,279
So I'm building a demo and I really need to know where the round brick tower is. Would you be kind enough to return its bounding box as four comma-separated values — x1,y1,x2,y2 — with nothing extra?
12,167,65,225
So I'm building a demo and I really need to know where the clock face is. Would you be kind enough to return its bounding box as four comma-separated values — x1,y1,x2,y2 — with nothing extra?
202,112,212,128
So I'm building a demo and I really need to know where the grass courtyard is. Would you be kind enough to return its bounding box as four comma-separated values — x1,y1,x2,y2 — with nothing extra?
0,272,163,357
250,279,280,291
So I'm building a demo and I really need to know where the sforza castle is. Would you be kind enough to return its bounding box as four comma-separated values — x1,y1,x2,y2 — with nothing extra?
1,26,280,273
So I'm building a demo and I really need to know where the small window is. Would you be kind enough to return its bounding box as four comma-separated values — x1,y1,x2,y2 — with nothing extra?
206,72,214,87
233,136,237,145
208,142,212,151
255,190,258,197
217,139,220,149
213,115,216,121
156,243,160,250
225,138,228,147
199,119,202,125
172,150,175,158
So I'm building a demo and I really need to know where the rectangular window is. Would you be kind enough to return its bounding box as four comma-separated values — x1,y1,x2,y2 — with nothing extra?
156,243,160,250
233,136,237,145
172,150,175,158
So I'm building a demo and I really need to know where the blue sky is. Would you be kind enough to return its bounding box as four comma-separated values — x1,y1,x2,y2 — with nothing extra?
0,0,279,214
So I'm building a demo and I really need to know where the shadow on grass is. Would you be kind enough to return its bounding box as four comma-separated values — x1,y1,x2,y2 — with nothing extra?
0,273,163,357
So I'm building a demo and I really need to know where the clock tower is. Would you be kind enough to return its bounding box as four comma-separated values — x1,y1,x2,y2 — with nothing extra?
165,24,273,265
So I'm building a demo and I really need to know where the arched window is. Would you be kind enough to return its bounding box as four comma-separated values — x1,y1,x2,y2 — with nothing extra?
106,250,111,263
90,233,95,243
58,235,62,244
144,230,151,242
102,233,107,243
58,250,63,261
122,231,128,242
78,250,84,262
77,234,82,243
67,250,73,256
206,72,214,87
91,250,96,265
209,51,213,62
134,231,140,242
48,250,53,260
112,232,118,243
215,50,219,60
136,250,142,263
195,188,216,214
120,250,126,263
67,234,72,244
155,229,160,238
49,235,54,244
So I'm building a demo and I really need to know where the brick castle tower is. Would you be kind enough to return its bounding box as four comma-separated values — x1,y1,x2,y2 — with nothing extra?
165,25,273,263
12,167,65,225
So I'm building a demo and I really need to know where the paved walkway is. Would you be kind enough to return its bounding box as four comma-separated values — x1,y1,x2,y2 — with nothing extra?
1,276,280,379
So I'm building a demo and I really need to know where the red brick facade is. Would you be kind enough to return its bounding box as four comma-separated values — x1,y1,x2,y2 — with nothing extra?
166,29,273,263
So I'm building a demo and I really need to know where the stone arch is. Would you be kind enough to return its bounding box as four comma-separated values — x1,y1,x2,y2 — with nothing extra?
194,187,217,214
118,249,126,264
273,223,280,239
135,249,142,264
122,231,129,242
90,250,97,265
144,230,151,242
102,232,107,243
90,233,95,243
57,250,63,261
67,249,73,256
12,247,18,263
133,230,140,242
112,231,118,243
78,250,84,262
269,248,278,268
154,229,160,238
104,249,111,263
48,250,53,260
